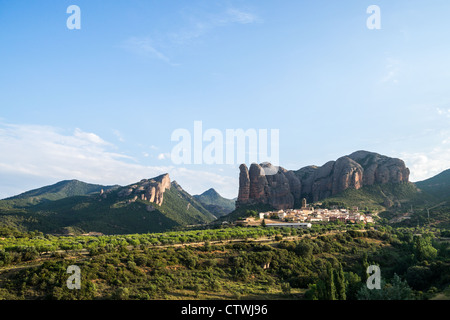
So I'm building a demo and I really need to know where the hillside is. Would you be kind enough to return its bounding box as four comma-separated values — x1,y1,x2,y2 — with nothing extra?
415,169,450,201
194,188,235,218
1,226,448,302
0,176,216,235
320,182,434,212
0,180,118,207
323,173,450,228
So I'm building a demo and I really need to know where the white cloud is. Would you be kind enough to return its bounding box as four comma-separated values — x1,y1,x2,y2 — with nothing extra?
113,129,125,142
157,153,171,160
168,7,261,45
123,7,261,63
73,128,109,145
381,58,400,84
121,37,178,66
225,8,259,24
437,107,450,118
400,141,450,182
0,122,238,199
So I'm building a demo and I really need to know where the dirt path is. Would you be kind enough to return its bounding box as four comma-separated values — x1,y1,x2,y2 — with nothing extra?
0,229,353,273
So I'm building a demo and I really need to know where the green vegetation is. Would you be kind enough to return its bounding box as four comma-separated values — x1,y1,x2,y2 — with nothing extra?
0,224,448,300
0,180,117,208
219,204,274,223
320,182,432,212
193,188,235,218
0,182,216,235
0,169,449,301
415,169,450,201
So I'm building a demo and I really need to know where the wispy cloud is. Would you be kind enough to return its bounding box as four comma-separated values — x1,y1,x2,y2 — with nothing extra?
381,58,400,84
437,107,450,118
124,7,262,61
171,7,261,44
225,8,260,24
121,37,178,66
112,129,125,142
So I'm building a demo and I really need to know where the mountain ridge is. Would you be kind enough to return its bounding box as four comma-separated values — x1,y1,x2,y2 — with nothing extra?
194,188,235,218
3,179,119,202
237,150,410,210
0,174,216,235
415,169,450,201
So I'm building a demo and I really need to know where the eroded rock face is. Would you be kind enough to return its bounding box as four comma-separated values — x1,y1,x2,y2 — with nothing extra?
249,163,268,202
331,157,364,197
347,151,410,185
237,164,250,203
118,173,171,206
263,163,294,210
236,151,410,210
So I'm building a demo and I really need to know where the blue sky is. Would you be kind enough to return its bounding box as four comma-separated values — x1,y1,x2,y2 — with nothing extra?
1,0,450,199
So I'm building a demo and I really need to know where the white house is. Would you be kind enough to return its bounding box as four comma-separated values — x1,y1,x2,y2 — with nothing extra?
266,222,312,229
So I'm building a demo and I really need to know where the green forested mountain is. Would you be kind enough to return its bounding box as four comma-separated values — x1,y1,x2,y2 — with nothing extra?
415,169,450,201
0,176,216,235
2,168,450,235
1,180,118,207
320,182,435,212
194,188,235,218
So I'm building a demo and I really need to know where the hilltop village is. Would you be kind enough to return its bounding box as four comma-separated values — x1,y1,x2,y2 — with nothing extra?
239,199,375,228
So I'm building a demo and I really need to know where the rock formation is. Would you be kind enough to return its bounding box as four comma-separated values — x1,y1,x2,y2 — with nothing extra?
236,151,410,209
117,173,171,206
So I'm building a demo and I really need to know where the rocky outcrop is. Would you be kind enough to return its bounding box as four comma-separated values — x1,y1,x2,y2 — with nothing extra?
117,173,171,206
236,163,294,210
347,151,410,185
236,151,410,209
238,164,251,203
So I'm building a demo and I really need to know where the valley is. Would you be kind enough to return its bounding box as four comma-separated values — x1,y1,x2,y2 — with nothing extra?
0,150,449,301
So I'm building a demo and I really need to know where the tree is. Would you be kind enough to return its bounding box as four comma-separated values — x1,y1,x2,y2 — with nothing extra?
193,284,201,298
112,287,130,300
316,262,337,300
327,263,337,300
357,274,413,300
281,282,291,295
334,263,347,300
362,252,370,282
294,241,313,259
405,265,432,291
413,236,437,262
306,262,349,300
345,272,362,300
304,283,319,300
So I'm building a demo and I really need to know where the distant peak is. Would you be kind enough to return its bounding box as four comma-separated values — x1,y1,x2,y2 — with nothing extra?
203,188,219,196
153,173,170,182
171,180,180,187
